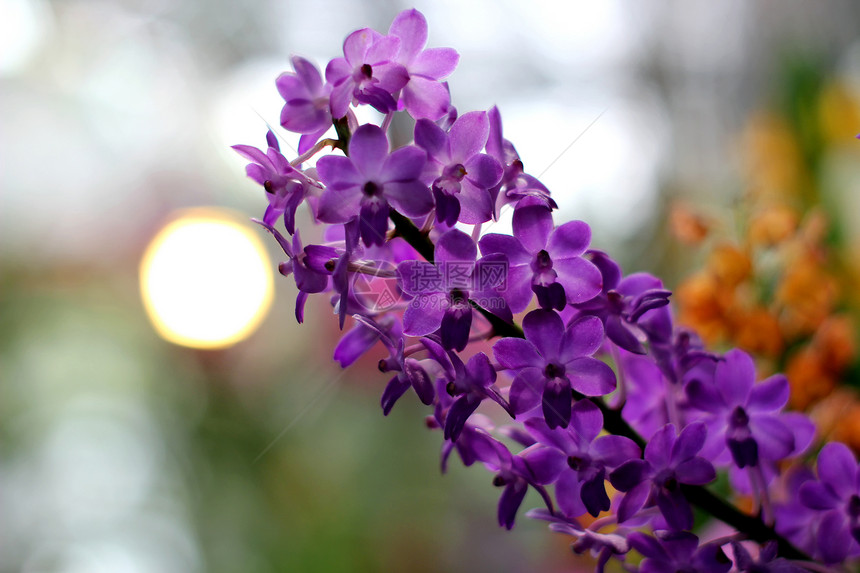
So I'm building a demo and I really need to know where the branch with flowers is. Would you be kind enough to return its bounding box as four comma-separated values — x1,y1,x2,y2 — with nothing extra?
234,9,860,571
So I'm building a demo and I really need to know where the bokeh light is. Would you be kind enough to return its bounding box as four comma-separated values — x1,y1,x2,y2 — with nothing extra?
140,209,274,349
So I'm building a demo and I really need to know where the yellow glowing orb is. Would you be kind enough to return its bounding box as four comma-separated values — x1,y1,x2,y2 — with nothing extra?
140,208,274,349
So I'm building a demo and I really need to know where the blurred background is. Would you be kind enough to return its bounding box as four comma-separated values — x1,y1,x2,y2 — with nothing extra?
3,0,860,571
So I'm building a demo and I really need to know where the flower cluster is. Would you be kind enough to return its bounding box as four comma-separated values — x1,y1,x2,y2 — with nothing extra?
235,9,858,571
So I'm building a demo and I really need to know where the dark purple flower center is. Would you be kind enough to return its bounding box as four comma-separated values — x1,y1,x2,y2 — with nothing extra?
729,406,750,429
656,469,679,492
607,290,625,313
532,250,553,272
263,180,274,193
544,363,566,379
446,381,459,396
567,455,590,472
849,495,860,518
360,63,373,78
363,181,382,197
449,288,468,305
493,475,506,487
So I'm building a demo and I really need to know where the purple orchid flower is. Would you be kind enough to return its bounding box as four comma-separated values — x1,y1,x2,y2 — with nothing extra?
730,541,808,573
388,9,459,120
524,400,640,518
233,131,307,235
686,348,811,469
316,123,431,247
627,531,731,573
276,56,333,154
325,28,407,117
442,351,509,442
479,198,602,312
571,251,672,354
414,110,503,225
397,228,509,351
333,314,401,368
493,309,616,429
527,509,631,573
798,442,860,563
254,220,336,323
609,422,716,530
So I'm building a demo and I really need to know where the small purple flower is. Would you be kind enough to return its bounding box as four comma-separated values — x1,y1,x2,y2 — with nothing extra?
480,198,602,312
524,400,640,517
628,531,731,573
527,509,631,573
414,110,502,225
388,9,459,120
333,314,401,368
571,251,672,354
397,228,508,351
233,131,306,234
609,422,716,530
798,442,860,563
686,348,809,469
730,541,807,573
493,309,616,429
276,56,333,154
316,124,431,247
325,28,407,117
442,351,509,442
254,221,336,323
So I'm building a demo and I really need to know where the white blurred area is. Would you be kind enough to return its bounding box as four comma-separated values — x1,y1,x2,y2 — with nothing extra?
3,0,860,571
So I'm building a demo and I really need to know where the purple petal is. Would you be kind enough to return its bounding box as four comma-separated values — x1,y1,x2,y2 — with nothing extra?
685,378,725,414
570,399,603,443
593,435,641,468
414,118,449,161
502,264,536,313
381,375,410,415
381,145,426,182
750,414,795,461
402,77,452,121
559,315,605,362
522,309,564,359
645,424,676,468
359,200,390,246
715,348,755,407
479,234,530,266
605,315,646,354
365,35,401,66
348,124,390,178
543,376,572,429
384,181,433,217
327,74,353,118
445,393,482,441
799,481,840,510
498,480,528,530
441,305,472,351
412,47,459,79
509,367,544,415
435,228,477,265
610,459,649,492
342,28,377,65
389,8,427,62
567,357,616,396
512,199,553,253
581,471,611,517
675,457,715,485
464,153,503,189
556,471,587,517
401,293,445,335
333,323,379,367
617,480,650,523
522,446,566,485
466,352,497,387
316,155,363,189
817,510,852,564
671,421,707,463
548,220,591,257
448,111,489,163
404,359,435,405
553,256,603,304
818,442,858,497
494,337,542,370
748,374,790,412
455,181,493,224
397,260,440,296
656,488,693,531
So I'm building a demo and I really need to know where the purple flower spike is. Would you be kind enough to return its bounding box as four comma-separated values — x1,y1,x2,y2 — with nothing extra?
326,28,408,117
414,110,503,225
798,442,860,563
479,198,602,312
686,348,807,469
233,133,306,234
389,9,459,120
316,124,431,247
609,422,716,530
398,228,508,350
494,309,616,429
276,56,332,154
628,531,731,573
525,400,640,518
